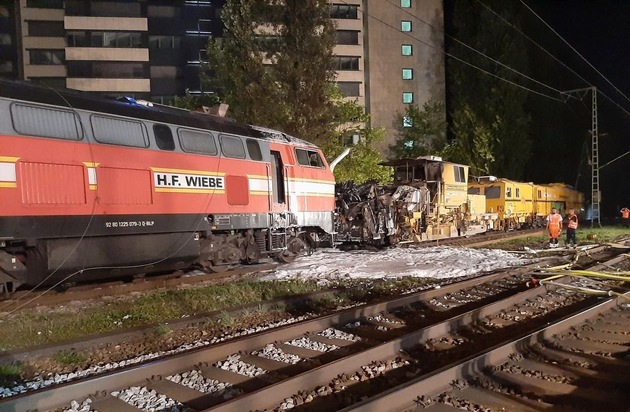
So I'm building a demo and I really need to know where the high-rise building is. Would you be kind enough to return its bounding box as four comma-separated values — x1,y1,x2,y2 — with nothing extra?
9,0,222,102
1,0,444,153
0,0,19,79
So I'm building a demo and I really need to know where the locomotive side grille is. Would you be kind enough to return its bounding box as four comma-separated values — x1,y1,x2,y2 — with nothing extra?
255,230,267,252
271,232,286,250
18,162,86,205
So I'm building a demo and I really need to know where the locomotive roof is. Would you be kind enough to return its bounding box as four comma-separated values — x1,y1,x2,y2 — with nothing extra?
0,79,316,148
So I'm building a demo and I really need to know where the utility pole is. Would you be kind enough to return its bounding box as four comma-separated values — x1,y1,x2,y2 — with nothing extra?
563,86,600,227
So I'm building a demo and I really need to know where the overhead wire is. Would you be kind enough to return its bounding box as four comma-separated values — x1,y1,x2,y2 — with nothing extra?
519,0,630,111
475,0,630,120
335,0,564,102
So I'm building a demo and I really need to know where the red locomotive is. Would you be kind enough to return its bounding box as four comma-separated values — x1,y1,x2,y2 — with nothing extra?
0,80,336,291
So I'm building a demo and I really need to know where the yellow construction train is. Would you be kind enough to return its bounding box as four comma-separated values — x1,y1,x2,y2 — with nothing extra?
333,156,584,245
468,178,584,230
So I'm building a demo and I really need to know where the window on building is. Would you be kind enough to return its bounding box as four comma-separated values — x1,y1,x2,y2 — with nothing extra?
402,68,413,80
402,92,414,104
153,124,175,151
148,35,182,49
185,0,212,6
91,62,144,78
333,56,359,71
330,4,358,19
337,30,359,45
148,5,180,18
401,21,412,32
187,19,213,35
67,31,88,47
337,81,361,97
403,116,413,128
26,0,63,8
0,33,11,45
401,0,412,7
91,32,142,48
198,19,212,34
454,166,466,183
401,44,412,56
27,21,65,37
0,61,14,73
29,49,64,65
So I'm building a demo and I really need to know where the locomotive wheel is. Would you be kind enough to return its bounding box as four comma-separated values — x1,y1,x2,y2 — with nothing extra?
245,242,261,264
277,237,308,263
277,250,297,263
205,264,230,273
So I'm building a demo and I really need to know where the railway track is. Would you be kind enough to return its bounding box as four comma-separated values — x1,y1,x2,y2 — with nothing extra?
1,243,628,412
0,229,543,313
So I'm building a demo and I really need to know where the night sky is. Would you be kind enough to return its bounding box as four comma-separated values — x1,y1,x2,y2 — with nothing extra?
529,0,630,218
445,0,630,220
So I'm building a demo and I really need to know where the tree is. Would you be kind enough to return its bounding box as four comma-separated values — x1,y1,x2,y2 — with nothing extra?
446,0,531,179
204,0,390,183
171,89,220,111
322,88,392,184
205,0,338,146
389,100,446,159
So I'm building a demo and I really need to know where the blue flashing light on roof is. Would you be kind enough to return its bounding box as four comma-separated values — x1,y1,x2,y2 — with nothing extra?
118,96,154,107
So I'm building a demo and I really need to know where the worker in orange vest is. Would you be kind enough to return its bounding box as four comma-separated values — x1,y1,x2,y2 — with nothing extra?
546,208,563,247
622,207,630,228
565,209,578,248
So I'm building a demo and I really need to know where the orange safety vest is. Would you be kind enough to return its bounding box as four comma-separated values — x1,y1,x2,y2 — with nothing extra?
547,213,562,237
622,208,630,219
567,214,578,229
547,213,562,227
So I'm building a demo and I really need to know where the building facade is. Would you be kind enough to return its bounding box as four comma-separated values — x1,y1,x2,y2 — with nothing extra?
1,0,445,154
0,0,19,79
8,0,222,101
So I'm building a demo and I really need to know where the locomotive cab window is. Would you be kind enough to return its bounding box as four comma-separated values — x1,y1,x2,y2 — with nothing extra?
515,188,520,198
178,129,217,155
296,149,324,168
506,187,512,198
468,187,480,195
246,139,263,161
220,135,246,159
453,165,465,183
11,103,83,140
153,124,175,151
485,186,501,199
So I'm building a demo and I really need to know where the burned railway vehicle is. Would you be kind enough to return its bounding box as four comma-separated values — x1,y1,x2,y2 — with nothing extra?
0,80,337,291
334,156,492,246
